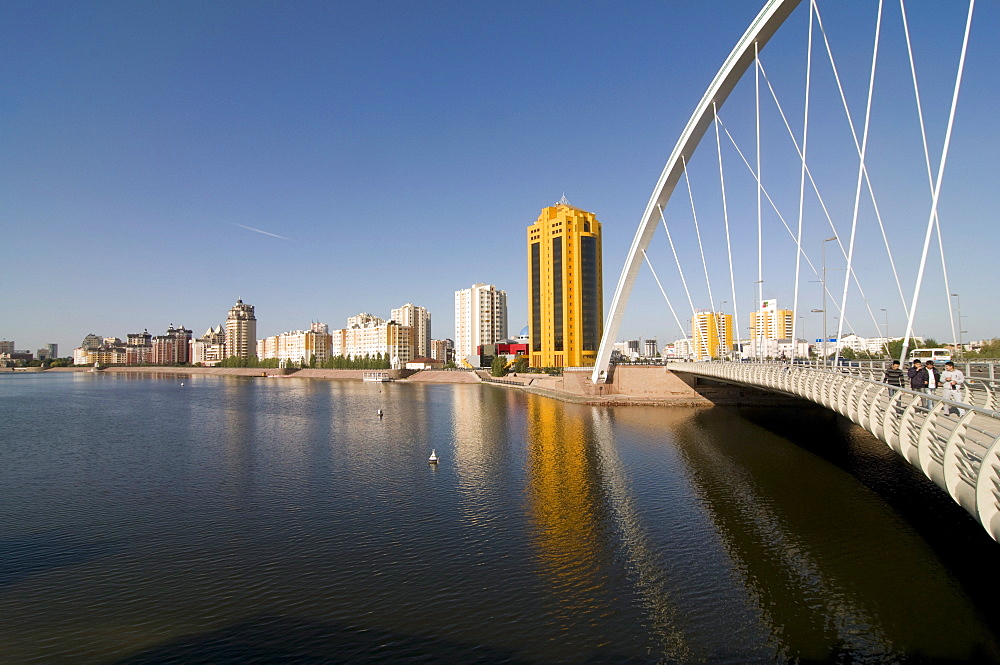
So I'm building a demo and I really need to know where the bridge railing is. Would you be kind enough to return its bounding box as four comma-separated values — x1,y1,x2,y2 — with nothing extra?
666,361,1000,543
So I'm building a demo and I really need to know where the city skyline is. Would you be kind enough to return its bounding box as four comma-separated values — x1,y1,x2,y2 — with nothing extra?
3,2,998,355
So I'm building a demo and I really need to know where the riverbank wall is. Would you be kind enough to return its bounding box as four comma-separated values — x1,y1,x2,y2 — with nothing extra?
40,364,804,407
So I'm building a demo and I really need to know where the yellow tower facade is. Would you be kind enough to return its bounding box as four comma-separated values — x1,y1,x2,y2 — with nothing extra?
749,299,794,340
692,311,733,360
527,199,603,368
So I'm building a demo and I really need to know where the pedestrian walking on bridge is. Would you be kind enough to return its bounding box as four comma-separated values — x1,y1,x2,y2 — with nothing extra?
940,361,967,416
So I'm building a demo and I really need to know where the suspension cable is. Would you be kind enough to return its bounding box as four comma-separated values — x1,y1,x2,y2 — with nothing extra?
681,157,716,359
900,0,974,362
657,203,698,321
641,248,687,339
791,2,814,361
755,63,900,336
900,0,959,353
714,102,740,360
756,40,764,360
813,0,909,318
834,0,883,367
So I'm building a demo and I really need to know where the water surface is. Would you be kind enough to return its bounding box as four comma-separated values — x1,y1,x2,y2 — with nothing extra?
1,372,997,663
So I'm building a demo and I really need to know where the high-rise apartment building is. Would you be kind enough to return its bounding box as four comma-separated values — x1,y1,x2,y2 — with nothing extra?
455,284,508,362
749,299,794,341
258,323,332,366
347,313,384,328
81,334,103,351
391,303,431,359
151,325,192,365
526,198,603,368
225,298,257,360
692,311,733,361
330,317,412,368
430,339,454,365
126,330,153,365
190,325,226,366
0,341,14,355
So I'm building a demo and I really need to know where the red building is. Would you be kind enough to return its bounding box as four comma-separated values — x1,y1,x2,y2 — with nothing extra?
151,325,192,365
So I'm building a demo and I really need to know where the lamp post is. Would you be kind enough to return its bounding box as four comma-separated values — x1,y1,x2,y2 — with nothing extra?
810,309,823,365
821,236,837,367
950,293,962,359
880,308,889,358
754,280,764,361
716,300,727,359
798,315,804,359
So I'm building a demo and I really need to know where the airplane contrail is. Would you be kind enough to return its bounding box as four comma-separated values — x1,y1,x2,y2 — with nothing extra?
232,223,289,240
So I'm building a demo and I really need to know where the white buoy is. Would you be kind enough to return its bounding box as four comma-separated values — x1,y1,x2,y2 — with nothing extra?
180,382,184,386
428,449,439,464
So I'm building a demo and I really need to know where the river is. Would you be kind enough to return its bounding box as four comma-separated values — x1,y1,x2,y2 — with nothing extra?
1,372,997,663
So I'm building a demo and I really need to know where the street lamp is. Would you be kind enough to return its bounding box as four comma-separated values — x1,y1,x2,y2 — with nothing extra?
950,293,962,359
880,308,889,357
821,236,837,367
754,280,764,361
716,300,728,359
811,309,823,365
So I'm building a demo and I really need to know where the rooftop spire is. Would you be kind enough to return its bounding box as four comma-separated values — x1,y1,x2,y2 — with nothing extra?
558,193,570,206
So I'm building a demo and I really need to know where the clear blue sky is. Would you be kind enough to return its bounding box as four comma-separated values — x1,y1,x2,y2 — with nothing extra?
3,1,996,355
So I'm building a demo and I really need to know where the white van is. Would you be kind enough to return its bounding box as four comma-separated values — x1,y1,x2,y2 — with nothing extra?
907,348,952,364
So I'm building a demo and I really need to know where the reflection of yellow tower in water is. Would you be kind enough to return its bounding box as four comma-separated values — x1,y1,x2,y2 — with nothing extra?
525,394,605,614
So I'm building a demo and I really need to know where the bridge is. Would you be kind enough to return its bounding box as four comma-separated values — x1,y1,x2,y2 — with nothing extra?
667,361,1000,541
589,1,1000,541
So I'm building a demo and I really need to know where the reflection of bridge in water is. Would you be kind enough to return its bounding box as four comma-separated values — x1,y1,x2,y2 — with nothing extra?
667,361,1000,542
587,0,1000,542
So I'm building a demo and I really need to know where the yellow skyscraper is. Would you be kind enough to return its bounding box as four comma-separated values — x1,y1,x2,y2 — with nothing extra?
527,197,603,368
692,311,733,360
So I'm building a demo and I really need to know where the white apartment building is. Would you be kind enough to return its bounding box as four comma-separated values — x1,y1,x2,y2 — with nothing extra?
836,334,905,356
612,340,640,360
454,284,507,362
666,338,693,359
347,312,384,328
190,325,227,366
331,317,412,368
258,323,332,366
391,303,431,359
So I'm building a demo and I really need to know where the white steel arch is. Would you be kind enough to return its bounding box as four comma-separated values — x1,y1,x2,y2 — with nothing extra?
592,0,803,383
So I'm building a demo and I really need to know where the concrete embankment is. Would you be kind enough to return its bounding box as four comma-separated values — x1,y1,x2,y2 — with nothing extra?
42,364,800,407
479,365,713,406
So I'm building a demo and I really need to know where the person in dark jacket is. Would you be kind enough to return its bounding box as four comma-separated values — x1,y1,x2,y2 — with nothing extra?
910,360,940,409
908,360,925,389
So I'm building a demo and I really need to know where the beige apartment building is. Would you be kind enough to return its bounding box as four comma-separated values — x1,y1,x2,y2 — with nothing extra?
391,303,431,359
330,316,412,368
225,298,257,359
258,323,331,366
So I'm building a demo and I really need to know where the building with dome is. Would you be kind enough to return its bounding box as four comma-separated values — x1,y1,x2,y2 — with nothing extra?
225,298,257,360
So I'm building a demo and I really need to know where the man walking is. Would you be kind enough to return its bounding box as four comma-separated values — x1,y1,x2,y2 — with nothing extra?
909,360,930,409
923,360,941,409
940,361,967,416
884,359,906,414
